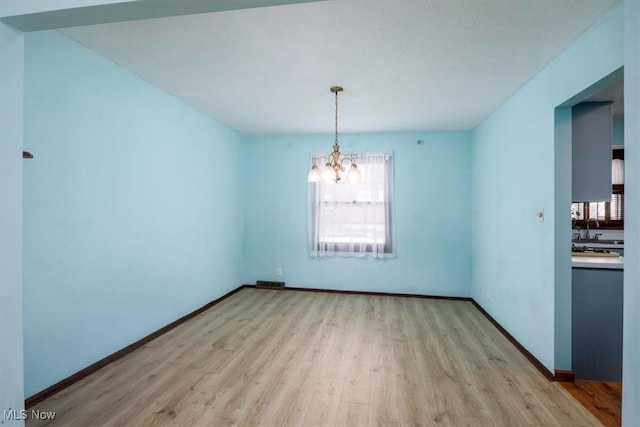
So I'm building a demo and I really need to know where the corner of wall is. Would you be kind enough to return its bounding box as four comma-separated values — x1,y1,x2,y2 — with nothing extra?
0,20,26,421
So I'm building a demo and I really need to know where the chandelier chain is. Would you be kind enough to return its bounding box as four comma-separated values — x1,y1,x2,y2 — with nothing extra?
334,89,339,143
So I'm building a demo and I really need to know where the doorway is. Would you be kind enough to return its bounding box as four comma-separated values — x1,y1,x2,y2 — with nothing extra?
554,67,624,425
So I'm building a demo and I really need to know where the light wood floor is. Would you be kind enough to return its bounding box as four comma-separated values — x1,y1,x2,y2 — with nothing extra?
27,288,600,426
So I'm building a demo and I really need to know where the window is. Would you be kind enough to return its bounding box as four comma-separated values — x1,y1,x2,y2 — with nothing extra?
308,152,394,258
571,150,624,229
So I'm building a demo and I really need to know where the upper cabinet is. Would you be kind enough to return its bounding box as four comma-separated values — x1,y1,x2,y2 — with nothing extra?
572,102,613,202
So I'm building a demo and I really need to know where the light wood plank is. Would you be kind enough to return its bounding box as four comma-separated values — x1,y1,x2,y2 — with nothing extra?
27,288,600,426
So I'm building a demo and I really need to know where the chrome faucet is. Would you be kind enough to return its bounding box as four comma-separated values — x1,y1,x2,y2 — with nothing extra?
585,217,600,240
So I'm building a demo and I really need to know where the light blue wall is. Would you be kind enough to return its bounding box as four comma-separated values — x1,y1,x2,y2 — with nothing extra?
0,21,26,426
553,107,572,371
22,31,246,397
471,3,623,371
622,0,639,423
243,132,472,296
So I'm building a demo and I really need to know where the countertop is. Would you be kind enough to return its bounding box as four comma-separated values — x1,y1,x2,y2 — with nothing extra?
572,242,624,249
572,255,624,270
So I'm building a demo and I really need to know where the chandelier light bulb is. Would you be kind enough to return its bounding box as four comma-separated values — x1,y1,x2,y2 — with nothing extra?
347,164,361,184
322,163,335,183
308,165,321,182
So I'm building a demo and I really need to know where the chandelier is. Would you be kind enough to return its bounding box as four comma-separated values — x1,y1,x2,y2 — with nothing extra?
308,86,361,184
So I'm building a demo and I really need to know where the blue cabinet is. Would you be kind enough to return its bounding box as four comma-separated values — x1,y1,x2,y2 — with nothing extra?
572,267,623,381
572,102,613,202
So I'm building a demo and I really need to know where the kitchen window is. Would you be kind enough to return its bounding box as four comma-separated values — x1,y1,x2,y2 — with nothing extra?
572,150,624,229
308,151,394,258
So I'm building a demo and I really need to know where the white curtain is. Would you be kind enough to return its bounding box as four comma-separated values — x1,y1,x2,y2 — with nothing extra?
308,151,394,258
612,158,624,185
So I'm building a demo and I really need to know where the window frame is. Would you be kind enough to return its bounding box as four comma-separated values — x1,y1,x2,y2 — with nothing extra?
308,152,394,257
572,190,624,230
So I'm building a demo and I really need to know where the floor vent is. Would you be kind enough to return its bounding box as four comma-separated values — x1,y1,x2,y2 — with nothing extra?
256,280,285,290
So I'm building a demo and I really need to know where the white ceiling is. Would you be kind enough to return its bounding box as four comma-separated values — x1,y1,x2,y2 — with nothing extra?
59,0,618,135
